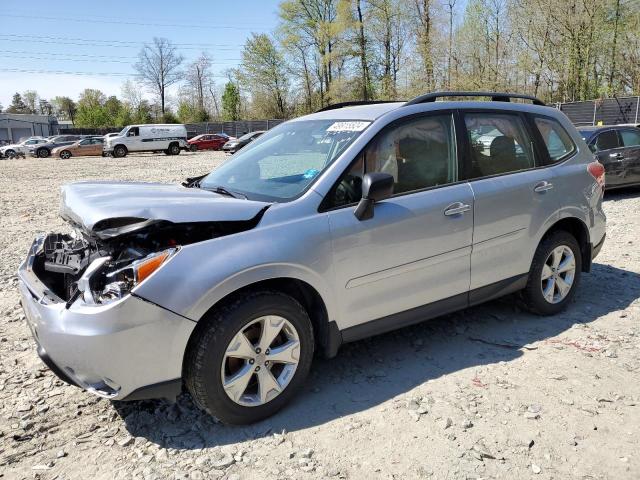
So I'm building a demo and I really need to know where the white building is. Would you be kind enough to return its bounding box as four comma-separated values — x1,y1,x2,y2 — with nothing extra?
0,113,59,142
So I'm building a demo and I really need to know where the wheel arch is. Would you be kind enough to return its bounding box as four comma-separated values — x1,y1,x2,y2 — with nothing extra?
539,217,591,272
181,276,339,380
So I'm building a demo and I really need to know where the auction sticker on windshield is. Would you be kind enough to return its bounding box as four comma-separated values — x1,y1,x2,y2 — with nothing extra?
326,121,371,132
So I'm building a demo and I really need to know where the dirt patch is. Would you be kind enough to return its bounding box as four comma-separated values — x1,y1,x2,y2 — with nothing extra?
1,153,639,479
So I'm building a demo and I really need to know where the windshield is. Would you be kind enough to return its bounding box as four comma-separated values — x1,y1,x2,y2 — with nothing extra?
118,127,129,136
237,131,259,141
200,119,370,201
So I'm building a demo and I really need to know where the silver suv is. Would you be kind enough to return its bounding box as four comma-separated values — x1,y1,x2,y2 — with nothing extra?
18,92,606,424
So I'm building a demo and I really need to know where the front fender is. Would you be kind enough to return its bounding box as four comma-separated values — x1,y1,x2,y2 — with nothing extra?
132,212,337,324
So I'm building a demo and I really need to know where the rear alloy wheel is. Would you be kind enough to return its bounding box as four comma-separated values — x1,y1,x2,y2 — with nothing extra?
59,150,72,159
113,145,127,158
522,231,582,315
185,291,314,424
37,148,50,158
169,143,181,155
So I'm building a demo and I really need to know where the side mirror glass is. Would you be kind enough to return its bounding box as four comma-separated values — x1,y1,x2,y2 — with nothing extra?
354,172,394,221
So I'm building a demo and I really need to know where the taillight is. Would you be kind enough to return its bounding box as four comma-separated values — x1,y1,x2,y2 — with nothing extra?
587,160,605,188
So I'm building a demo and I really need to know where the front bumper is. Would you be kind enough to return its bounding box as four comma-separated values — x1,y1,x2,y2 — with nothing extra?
18,239,195,401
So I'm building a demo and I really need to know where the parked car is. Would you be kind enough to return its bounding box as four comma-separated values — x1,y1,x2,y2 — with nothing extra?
103,124,189,158
222,130,265,153
188,133,228,152
30,135,84,158
18,92,606,425
578,125,640,189
103,133,119,140
53,137,104,159
0,137,48,159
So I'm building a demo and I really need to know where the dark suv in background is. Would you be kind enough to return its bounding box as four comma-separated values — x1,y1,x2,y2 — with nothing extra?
579,125,640,189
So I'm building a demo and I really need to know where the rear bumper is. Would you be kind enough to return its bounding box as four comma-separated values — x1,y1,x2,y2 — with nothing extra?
18,240,195,400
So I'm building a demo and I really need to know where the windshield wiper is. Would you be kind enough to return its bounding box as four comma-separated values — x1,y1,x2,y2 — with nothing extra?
204,185,247,199
182,174,207,188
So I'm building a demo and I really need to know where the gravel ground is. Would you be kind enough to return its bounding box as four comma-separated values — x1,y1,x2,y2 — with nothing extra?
1,152,639,480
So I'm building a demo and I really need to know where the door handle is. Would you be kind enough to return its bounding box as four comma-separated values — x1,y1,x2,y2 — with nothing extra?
534,181,554,193
609,152,624,159
444,202,471,216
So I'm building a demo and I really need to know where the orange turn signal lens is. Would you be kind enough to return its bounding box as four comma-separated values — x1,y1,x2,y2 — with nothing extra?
134,250,171,283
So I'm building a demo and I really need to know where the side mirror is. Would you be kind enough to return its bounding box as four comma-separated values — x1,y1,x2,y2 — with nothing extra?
354,172,394,221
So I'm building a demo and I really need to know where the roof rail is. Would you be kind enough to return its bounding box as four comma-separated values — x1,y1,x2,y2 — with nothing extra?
315,100,403,113
405,91,546,107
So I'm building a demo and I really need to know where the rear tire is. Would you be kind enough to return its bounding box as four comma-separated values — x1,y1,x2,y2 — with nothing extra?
5,149,15,158
37,148,50,158
185,290,314,425
169,143,181,155
522,231,582,315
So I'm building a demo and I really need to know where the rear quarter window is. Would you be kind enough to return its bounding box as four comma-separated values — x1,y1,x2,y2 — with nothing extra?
533,117,576,163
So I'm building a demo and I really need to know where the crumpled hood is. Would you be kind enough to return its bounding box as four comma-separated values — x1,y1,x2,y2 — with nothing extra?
60,181,270,233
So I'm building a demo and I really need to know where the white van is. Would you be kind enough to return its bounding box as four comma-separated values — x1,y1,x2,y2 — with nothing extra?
103,124,189,158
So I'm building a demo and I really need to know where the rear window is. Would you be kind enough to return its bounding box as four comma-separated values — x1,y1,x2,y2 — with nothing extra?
594,130,620,151
533,117,576,163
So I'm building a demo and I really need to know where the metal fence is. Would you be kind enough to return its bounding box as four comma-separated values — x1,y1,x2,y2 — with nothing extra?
59,119,285,138
557,96,640,126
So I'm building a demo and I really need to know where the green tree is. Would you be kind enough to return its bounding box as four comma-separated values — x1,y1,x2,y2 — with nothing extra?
51,96,77,124
221,82,241,120
240,33,290,118
22,90,39,114
75,89,110,127
6,93,29,113
177,101,209,123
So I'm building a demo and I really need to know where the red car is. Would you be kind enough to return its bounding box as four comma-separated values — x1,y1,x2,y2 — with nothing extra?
188,134,229,151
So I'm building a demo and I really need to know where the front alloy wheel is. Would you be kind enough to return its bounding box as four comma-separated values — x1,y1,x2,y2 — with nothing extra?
37,148,49,158
222,316,300,407
185,290,314,424
59,150,72,159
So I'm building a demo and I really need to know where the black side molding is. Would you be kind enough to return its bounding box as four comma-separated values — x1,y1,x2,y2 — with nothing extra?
119,378,183,402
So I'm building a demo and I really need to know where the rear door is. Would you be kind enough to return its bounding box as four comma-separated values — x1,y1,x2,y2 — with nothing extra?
325,112,474,330
618,128,640,186
461,110,560,291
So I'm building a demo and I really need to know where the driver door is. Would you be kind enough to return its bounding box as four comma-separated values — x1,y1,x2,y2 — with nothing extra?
323,112,474,333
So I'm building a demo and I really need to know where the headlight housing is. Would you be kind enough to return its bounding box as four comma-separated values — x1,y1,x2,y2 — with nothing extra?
79,248,176,305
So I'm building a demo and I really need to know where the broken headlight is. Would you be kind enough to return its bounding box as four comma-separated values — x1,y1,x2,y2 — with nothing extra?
79,248,177,305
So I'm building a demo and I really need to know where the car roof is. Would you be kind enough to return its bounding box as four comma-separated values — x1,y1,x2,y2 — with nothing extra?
293,100,561,123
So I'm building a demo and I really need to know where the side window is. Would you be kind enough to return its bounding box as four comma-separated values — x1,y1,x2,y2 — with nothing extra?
128,127,140,137
533,117,576,163
620,129,640,147
79,139,91,145
464,113,535,178
594,130,619,151
322,114,457,209
365,114,457,194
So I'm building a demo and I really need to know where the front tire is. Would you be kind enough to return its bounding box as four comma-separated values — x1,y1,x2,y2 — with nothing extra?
522,231,582,315
190,144,198,152
185,290,314,424
37,148,50,158
59,150,72,159
113,145,127,158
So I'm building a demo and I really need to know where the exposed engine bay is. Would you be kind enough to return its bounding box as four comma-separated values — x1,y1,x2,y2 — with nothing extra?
33,214,266,305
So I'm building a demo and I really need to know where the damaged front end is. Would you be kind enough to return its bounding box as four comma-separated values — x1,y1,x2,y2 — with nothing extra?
35,213,267,306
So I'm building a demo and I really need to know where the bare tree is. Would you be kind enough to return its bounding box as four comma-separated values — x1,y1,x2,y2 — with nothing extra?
186,53,212,111
134,37,184,115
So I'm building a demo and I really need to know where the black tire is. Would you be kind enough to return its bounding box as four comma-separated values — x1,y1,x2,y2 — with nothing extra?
59,150,72,159
37,148,50,158
522,231,582,315
164,149,172,156
5,149,15,158
113,145,127,158
185,290,314,425
169,143,181,155
190,144,198,152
